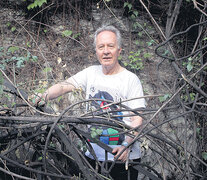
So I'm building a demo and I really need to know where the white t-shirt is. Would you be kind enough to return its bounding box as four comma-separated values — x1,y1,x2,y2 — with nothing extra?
70,65,145,161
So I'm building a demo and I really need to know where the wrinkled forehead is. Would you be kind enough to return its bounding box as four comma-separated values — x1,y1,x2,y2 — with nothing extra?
96,31,118,45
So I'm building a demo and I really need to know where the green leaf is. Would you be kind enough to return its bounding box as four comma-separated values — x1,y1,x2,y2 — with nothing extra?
159,94,171,102
16,59,24,68
189,93,195,101
128,4,132,10
123,62,128,66
187,62,193,72
37,0,47,7
38,156,43,161
11,102,16,107
133,10,138,17
57,96,62,102
196,128,200,134
72,33,80,39
0,71,3,84
62,30,73,37
96,129,103,135
27,0,47,10
32,56,38,62
147,40,155,46
90,127,96,131
144,53,152,58
91,131,97,138
6,22,11,27
27,41,31,47
27,3,35,10
138,32,143,37
50,142,55,148
124,2,128,8
11,26,16,32
15,149,20,159
202,152,207,160
8,46,19,53
43,67,52,73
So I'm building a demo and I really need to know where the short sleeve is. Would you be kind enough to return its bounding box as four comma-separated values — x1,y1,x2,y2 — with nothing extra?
126,75,145,109
68,66,92,91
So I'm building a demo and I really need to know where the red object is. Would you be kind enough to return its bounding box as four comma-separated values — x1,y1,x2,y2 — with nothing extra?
109,137,119,141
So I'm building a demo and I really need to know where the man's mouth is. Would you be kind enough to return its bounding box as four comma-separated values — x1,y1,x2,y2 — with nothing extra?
103,57,112,60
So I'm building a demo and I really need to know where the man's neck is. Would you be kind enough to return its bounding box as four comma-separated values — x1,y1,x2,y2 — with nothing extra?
102,63,124,75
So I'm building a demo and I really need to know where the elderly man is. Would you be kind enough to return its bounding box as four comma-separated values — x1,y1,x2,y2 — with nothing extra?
36,25,145,179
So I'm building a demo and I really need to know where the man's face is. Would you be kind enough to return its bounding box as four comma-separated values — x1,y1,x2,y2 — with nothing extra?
95,31,121,68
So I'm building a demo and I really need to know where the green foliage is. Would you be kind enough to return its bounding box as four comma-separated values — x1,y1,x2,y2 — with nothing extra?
43,29,48,33
0,46,38,70
124,2,155,43
76,139,87,153
90,127,103,139
6,22,17,33
6,22,11,27
62,30,73,37
146,40,155,47
124,49,153,71
124,2,138,19
176,39,183,44
202,152,207,160
43,67,52,73
27,0,47,10
57,96,63,103
62,30,80,39
181,92,195,102
182,56,200,73
124,50,144,70
11,26,16,32
183,57,193,72
50,142,56,148
72,32,80,39
8,46,19,53
159,94,171,102
38,156,43,161
196,128,203,140
124,2,132,10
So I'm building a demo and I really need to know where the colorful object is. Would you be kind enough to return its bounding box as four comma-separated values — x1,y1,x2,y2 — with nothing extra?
108,128,119,145
100,129,109,144
99,128,124,145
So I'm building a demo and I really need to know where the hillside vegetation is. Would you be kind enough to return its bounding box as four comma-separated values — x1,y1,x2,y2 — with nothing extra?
0,0,206,179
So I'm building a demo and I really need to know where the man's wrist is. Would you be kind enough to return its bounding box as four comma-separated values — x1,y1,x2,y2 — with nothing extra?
42,92,49,101
121,141,129,147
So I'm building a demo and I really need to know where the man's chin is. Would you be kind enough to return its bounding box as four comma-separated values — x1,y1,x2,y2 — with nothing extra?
101,63,113,68
101,60,113,65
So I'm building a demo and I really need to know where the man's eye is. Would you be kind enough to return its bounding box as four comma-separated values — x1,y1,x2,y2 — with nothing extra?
109,45,114,48
98,46,104,50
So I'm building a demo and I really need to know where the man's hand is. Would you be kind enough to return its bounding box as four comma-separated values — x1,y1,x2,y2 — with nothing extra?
29,93,46,106
112,146,129,162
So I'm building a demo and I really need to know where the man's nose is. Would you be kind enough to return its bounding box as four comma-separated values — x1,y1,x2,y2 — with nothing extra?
103,46,110,54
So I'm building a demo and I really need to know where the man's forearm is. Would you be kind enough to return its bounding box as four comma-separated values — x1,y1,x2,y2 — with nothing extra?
42,81,75,101
124,115,142,144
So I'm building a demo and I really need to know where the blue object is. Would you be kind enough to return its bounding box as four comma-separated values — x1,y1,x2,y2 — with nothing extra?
100,129,109,144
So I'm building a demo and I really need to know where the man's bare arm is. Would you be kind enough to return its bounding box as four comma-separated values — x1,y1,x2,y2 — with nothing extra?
112,114,143,162
35,79,76,104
